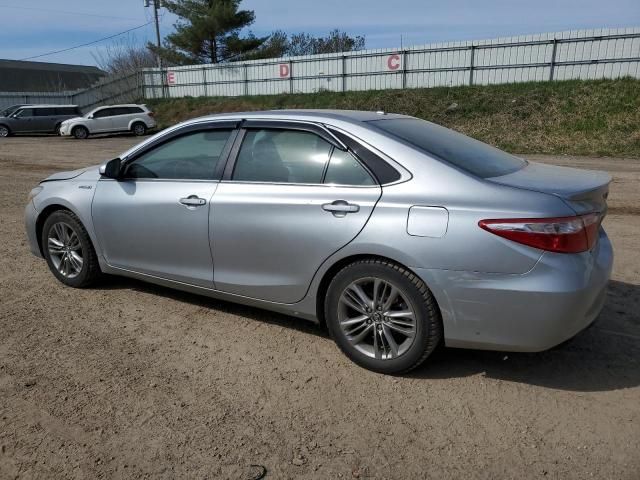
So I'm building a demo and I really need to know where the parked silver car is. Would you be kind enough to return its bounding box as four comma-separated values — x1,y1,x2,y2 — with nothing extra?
59,104,156,139
24,110,613,373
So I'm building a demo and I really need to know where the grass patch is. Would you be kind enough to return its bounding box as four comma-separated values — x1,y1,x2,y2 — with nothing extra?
147,78,640,157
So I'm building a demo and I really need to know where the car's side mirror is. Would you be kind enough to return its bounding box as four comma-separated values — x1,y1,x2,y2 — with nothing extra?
87,115,93,119
99,157,122,179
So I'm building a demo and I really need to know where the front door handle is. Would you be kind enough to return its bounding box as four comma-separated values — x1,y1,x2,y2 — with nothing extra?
322,200,360,217
179,195,206,207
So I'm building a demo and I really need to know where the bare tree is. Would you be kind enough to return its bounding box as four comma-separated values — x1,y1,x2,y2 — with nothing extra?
92,35,157,75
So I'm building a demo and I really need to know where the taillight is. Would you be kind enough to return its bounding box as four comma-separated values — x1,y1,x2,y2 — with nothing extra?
478,213,602,253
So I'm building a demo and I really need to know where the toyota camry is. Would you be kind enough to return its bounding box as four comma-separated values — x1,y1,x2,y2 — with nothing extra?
25,110,613,374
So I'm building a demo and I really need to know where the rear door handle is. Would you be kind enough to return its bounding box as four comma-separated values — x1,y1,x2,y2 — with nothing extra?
179,195,206,207
322,200,360,217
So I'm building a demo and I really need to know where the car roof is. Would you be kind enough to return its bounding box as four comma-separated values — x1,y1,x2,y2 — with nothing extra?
94,104,144,108
21,104,79,108
188,109,410,125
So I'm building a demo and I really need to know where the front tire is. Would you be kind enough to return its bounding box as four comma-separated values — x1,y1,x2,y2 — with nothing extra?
325,259,442,374
42,210,101,288
72,126,89,139
0,124,10,137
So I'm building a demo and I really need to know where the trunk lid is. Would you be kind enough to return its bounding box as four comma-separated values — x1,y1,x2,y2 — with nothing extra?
487,161,611,214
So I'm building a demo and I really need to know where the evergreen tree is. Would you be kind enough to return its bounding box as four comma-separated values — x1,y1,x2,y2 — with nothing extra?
149,0,267,65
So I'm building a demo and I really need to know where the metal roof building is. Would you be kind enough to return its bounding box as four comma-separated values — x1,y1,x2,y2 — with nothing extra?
0,59,106,92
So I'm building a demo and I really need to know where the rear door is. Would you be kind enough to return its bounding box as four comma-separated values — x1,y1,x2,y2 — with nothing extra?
210,122,382,303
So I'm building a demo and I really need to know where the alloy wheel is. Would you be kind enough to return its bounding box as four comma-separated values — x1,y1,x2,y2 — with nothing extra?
133,124,145,135
0,126,9,137
47,222,83,278
337,277,417,360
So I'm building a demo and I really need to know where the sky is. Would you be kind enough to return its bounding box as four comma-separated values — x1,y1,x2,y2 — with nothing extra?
0,0,639,67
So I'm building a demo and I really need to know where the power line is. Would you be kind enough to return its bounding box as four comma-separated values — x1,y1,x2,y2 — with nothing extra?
0,3,141,21
19,22,154,61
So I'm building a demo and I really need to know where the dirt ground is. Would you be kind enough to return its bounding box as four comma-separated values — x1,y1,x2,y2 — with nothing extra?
0,135,638,480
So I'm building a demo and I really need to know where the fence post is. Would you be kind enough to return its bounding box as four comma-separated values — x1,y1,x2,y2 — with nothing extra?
469,45,476,85
402,50,408,89
243,64,249,96
202,67,208,97
549,38,558,81
342,55,347,92
289,60,293,94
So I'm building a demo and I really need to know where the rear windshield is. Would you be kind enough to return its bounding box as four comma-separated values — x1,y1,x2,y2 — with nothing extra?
368,118,525,178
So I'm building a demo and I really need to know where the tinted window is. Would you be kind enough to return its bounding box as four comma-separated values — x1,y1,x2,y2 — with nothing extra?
93,108,112,118
127,107,144,114
324,149,375,186
55,107,79,115
16,108,35,117
125,130,232,180
369,118,526,178
233,129,331,183
111,107,130,116
35,108,56,116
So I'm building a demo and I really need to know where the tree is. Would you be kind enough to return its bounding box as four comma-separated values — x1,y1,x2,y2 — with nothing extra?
247,29,366,60
149,0,268,65
93,35,157,75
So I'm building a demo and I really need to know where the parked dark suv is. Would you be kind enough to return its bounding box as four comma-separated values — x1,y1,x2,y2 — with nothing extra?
0,105,82,137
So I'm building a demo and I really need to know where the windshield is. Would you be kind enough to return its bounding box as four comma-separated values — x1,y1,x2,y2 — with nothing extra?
1,105,20,117
368,117,526,178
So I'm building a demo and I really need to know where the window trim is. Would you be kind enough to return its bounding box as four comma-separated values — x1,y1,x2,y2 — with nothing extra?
221,121,379,187
119,121,240,181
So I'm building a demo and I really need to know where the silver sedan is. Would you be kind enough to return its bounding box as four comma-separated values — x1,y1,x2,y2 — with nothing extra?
24,110,613,374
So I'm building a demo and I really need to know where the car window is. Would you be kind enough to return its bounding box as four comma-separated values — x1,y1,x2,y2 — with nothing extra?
127,107,144,114
233,129,331,183
124,130,233,180
324,149,376,186
15,108,34,118
55,107,78,115
369,118,526,179
112,107,130,116
92,108,111,119
35,108,56,116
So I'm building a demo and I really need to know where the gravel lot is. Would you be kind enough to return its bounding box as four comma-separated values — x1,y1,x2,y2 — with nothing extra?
1,135,639,479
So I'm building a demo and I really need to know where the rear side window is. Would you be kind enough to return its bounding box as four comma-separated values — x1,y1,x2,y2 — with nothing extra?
324,149,375,186
233,129,331,184
54,107,79,115
125,130,232,180
127,107,144,114
369,118,525,178
35,108,56,116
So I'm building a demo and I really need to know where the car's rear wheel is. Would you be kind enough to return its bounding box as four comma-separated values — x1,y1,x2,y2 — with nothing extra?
0,125,10,137
325,259,442,374
72,126,89,139
42,210,101,288
132,122,146,136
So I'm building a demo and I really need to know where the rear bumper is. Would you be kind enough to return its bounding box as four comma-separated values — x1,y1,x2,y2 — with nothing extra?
415,229,613,352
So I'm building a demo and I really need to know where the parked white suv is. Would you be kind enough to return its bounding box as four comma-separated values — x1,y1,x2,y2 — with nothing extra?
59,104,156,139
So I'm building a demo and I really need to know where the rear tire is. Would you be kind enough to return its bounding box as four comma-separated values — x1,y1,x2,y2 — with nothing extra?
0,124,10,137
41,210,101,288
72,126,89,139
325,259,442,374
132,122,146,136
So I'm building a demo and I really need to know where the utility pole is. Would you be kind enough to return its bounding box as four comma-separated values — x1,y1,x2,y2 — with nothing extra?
144,0,162,68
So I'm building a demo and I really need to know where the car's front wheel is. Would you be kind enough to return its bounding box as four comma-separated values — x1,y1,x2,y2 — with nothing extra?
42,210,101,287
72,126,89,139
0,125,10,137
325,259,442,374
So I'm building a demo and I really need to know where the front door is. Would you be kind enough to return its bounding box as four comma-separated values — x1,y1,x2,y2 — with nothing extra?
92,126,236,287
211,126,382,303
91,108,116,133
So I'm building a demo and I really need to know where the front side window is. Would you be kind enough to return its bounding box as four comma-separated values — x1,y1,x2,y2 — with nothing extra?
92,108,112,119
324,149,375,186
124,129,232,180
233,129,331,183
15,108,34,118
